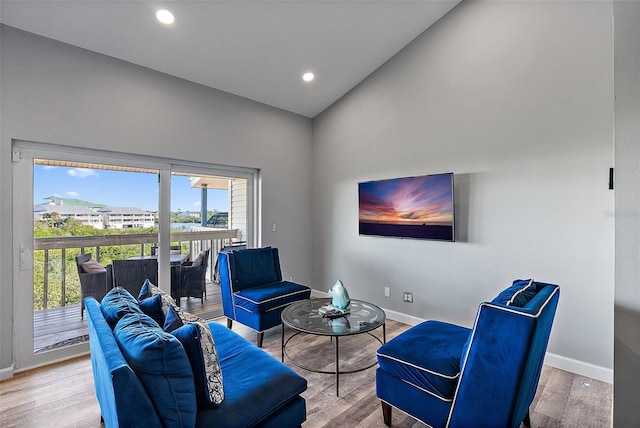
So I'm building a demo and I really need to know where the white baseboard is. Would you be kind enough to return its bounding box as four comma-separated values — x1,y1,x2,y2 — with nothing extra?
0,364,15,381
309,291,612,384
382,307,425,326
544,352,613,384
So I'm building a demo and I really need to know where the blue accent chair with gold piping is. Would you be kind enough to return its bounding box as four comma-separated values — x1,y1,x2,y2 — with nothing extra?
218,247,311,347
376,280,559,428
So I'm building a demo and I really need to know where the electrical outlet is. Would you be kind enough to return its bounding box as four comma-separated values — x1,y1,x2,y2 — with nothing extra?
403,292,413,303
384,286,390,298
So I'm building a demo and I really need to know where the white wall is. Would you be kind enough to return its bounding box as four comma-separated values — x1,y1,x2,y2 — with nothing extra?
0,25,313,372
313,1,614,378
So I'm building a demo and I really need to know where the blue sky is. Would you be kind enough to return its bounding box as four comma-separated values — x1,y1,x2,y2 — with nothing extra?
34,165,228,213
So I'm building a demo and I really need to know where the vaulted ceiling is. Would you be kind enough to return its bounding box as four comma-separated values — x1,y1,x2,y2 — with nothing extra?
0,1,460,118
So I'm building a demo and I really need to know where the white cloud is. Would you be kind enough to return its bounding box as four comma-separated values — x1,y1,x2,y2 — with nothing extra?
193,201,201,207
65,191,79,198
67,168,98,178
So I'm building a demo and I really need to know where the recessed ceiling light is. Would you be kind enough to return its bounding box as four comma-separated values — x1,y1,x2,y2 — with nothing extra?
156,9,175,25
302,72,315,83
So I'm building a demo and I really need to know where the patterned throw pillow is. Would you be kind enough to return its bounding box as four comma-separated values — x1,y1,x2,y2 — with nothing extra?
171,301,205,324
171,321,225,407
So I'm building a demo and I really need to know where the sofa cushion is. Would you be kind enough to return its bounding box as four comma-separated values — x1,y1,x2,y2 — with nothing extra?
114,312,196,428
196,322,307,427
101,286,142,328
377,320,471,402
171,322,224,407
233,281,311,314
233,247,278,289
492,278,536,307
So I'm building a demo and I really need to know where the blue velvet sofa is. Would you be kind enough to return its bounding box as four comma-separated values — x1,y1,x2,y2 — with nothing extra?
85,290,307,427
218,247,311,347
376,279,559,428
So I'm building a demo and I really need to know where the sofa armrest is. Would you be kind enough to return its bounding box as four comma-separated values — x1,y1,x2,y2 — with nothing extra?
85,298,162,428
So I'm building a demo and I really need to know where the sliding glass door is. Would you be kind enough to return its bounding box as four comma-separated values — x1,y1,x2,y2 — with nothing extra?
32,160,160,355
12,140,258,370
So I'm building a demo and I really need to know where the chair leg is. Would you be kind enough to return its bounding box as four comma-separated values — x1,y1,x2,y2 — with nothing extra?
257,331,264,348
226,318,233,329
381,401,392,426
523,410,531,427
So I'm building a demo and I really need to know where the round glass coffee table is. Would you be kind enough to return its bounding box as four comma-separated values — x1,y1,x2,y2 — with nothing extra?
281,298,386,396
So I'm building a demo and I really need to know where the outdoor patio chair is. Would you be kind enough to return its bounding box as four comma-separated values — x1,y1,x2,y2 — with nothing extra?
75,253,112,319
112,258,158,298
176,249,210,305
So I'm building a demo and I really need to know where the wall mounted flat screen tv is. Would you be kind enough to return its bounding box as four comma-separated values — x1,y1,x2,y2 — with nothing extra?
358,172,454,241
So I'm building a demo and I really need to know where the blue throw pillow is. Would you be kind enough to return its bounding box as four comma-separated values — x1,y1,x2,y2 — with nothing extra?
115,312,196,427
101,286,142,328
163,304,184,332
171,322,224,407
491,279,536,307
509,279,537,306
139,280,176,317
139,294,165,326
164,303,205,332
138,278,154,300
233,247,278,289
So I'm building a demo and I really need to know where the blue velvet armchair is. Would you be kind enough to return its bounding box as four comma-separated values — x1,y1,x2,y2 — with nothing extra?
218,247,311,347
376,279,559,428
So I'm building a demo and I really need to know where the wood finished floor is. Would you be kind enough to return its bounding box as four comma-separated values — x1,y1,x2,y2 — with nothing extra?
1,318,612,428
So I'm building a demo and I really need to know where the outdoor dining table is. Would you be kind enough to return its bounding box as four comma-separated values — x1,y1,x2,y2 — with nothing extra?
126,253,190,265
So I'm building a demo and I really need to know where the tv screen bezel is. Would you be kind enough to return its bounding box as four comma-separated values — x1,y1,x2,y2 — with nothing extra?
358,172,455,242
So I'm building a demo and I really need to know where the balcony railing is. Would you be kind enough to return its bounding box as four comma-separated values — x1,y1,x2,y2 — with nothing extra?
33,229,240,310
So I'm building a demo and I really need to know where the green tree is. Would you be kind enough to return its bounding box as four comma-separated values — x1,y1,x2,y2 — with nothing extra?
33,221,160,310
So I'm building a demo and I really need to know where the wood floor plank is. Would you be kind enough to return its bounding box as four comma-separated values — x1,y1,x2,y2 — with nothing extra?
532,364,574,421
561,375,612,427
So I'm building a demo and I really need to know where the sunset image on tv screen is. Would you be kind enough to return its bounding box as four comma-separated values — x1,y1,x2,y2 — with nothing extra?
358,173,454,241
